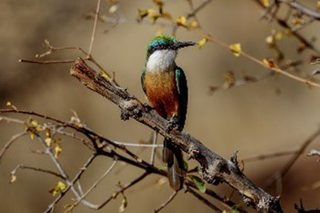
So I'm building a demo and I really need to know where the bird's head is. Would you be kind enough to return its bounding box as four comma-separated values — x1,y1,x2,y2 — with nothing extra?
146,35,195,58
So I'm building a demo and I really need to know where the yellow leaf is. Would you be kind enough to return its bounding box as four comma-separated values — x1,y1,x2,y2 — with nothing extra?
176,16,188,27
137,9,149,21
30,119,39,127
261,0,270,7
156,177,167,187
229,43,242,57
118,195,128,212
291,17,304,26
147,8,160,23
274,31,283,40
10,174,17,184
197,37,208,49
262,58,276,68
109,4,119,14
49,181,67,196
45,137,52,146
147,9,157,16
30,133,35,140
189,20,199,29
45,129,51,138
54,144,63,159
5,101,17,110
265,35,274,45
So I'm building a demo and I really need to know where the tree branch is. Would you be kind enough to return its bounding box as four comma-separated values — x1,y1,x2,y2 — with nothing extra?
69,58,283,212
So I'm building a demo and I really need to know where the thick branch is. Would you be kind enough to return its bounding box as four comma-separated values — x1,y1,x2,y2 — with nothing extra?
69,58,282,212
281,0,320,20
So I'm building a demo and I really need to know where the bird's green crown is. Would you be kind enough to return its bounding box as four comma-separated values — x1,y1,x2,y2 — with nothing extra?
146,35,196,59
147,35,177,57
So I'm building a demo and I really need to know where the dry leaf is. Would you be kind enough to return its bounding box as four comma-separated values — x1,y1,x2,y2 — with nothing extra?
262,58,276,68
223,71,235,89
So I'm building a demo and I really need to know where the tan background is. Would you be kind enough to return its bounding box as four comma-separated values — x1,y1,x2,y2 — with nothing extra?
0,0,320,212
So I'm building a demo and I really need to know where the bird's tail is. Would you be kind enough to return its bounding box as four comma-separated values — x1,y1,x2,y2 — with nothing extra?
163,138,185,191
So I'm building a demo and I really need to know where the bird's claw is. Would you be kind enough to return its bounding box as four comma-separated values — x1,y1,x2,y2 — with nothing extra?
166,116,179,132
142,103,153,112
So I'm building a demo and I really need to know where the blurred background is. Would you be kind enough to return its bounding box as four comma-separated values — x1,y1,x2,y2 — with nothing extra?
0,0,320,212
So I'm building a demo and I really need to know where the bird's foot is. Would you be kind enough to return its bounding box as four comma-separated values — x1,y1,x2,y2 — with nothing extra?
166,116,179,132
142,103,153,112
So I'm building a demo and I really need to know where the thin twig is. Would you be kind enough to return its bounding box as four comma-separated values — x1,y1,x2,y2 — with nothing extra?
36,133,99,209
150,131,158,164
88,0,101,55
187,187,222,212
65,160,118,212
0,116,25,125
281,0,320,20
185,180,244,212
265,129,320,188
113,140,163,148
252,0,320,53
243,150,298,162
307,149,320,159
187,0,213,18
11,164,65,180
0,132,27,161
204,33,320,88
0,109,166,185
19,59,75,64
0,109,163,173
35,40,87,58
96,172,149,209
45,154,97,213
153,191,178,213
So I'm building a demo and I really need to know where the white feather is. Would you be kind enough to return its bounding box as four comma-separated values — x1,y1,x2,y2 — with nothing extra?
146,50,177,73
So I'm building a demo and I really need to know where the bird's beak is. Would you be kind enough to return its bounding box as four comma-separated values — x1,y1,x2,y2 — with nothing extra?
174,41,196,49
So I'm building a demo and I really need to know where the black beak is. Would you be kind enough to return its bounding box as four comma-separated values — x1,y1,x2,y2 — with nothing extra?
174,41,196,49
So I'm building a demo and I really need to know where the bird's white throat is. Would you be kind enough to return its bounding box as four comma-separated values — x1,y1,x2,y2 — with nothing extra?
146,50,177,73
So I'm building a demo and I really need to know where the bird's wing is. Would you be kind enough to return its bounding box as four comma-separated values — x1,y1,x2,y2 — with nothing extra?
175,66,188,128
141,69,146,94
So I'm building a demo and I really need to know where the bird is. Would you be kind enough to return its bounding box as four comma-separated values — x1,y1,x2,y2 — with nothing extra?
141,35,195,191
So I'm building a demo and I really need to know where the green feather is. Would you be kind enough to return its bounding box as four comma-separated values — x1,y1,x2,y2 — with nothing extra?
175,66,188,129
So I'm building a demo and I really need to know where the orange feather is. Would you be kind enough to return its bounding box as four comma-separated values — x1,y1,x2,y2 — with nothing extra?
143,71,179,118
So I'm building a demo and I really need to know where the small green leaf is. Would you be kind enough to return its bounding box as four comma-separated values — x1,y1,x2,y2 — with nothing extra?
230,209,240,213
183,160,189,171
222,209,240,213
190,175,206,193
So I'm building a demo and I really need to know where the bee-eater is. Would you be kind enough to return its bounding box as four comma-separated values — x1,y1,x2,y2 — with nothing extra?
141,35,195,191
